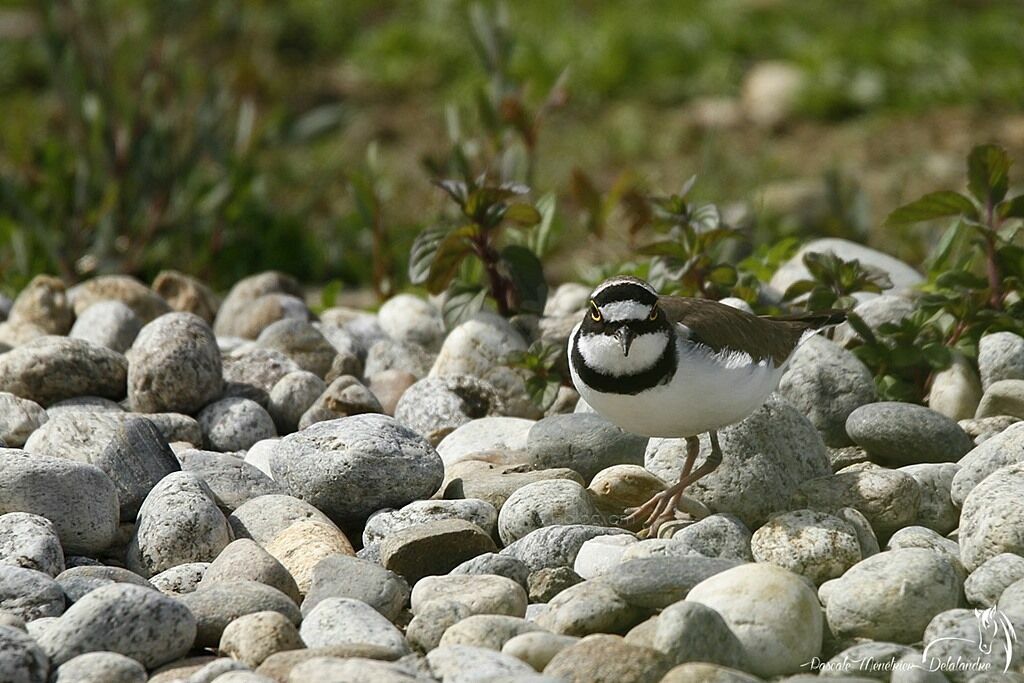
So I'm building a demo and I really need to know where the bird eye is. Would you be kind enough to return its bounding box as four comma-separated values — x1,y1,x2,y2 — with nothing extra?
649,308,658,320
589,302,602,322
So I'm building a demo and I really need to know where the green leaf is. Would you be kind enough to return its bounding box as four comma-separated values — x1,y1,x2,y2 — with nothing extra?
781,279,816,301
408,227,447,286
529,194,558,256
845,312,878,344
636,240,686,259
707,264,737,287
927,220,968,274
500,244,548,315
967,144,1011,207
503,202,542,226
1000,194,1024,219
442,283,488,329
426,226,477,294
883,191,977,227
690,203,720,232
525,378,562,412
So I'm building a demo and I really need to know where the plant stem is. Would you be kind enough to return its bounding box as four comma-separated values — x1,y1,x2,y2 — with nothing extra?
475,232,511,316
984,203,1003,310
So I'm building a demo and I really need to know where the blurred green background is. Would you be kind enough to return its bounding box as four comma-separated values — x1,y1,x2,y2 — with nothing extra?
2,0,1023,298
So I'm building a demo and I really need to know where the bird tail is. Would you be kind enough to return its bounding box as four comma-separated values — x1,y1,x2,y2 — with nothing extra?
767,309,847,330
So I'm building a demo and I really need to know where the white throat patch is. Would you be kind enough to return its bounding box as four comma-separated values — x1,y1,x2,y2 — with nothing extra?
599,300,652,322
577,330,669,376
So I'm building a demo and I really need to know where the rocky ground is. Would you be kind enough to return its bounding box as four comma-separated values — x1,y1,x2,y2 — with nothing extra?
1,243,1024,682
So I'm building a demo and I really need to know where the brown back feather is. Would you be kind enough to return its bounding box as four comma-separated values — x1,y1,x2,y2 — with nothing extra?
658,296,846,365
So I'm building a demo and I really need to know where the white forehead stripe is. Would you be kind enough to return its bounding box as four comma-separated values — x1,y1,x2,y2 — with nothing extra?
599,301,651,322
590,277,658,298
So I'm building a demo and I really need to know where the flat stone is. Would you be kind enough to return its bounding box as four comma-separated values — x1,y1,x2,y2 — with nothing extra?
213,272,305,339
534,579,649,637
302,554,409,622
199,539,299,605
439,614,542,651
0,393,47,448
227,494,337,546
256,319,337,378
951,421,1024,506
300,597,409,657
0,566,65,622
443,461,584,512
69,275,171,323
500,525,634,572
685,565,823,679
751,509,862,585
436,417,536,469
0,337,127,407
543,633,673,683
965,553,1024,608
263,519,355,595
652,601,746,669
380,519,497,584
363,499,498,547
52,651,147,683
218,610,303,669
426,644,536,682
394,375,504,446
525,414,648,483
845,402,974,466
528,566,584,603
604,557,744,610
149,563,209,597
789,466,921,539
176,449,281,512
976,379,1024,419
959,461,1024,571
450,553,529,590
498,480,603,545
668,514,753,561
0,513,64,577
411,574,527,619
37,583,194,668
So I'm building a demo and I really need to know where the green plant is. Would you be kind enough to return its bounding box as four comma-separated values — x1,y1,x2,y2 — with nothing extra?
782,251,893,311
408,162,549,326
507,338,564,411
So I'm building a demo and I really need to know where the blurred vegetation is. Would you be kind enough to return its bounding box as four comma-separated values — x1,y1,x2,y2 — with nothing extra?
1,0,1024,295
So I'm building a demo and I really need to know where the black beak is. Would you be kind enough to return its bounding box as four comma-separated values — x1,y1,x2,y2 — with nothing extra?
616,326,635,356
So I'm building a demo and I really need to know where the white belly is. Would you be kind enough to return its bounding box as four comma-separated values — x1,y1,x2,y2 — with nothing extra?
571,338,785,438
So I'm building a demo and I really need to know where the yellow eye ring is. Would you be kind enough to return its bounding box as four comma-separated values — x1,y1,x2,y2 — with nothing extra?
649,308,658,320
590,302,602,322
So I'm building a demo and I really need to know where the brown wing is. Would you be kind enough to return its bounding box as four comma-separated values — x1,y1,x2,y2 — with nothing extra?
658,296,845,365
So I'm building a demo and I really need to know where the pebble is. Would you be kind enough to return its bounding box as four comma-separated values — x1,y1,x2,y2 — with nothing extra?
243,439,278,478
836,294,916,344
769,238,924,295
69,301,142,354
297,375,383,429
199,539,299,604
54,566,153,603
227,493,338,545
178,580,300,648
176,448,280,511
498,480,603,545
300,597,409,657
751,509,862,585
528,566,584,603
525,414,648,484
394,375,504,446
430,314,541,420
378,294,446,350
213,272,306,339
789,466,921,539
687,563,823,678
439,614,542,651
197,398,276,452
256,319,337,378
975,379,1024,419
364,499,498,548
149,563,209,596
412,574,527,619
0,319,45,348
284,656,422,682
267,371,325,434
0,513,65,577
959,461,1024,571
151,269,219,323
369,369,418,416
998,577,1024,620
978,331,1024,390
442,461,583,511
125,471,231,578
959,414,1019,443
38,583,194,668
659,662,763,683
929,354,983,421
502,631,579,671
0,337,128,406
534,578,649,637
586,465,666,518
500,525,633,572
380,519,497,584
572,535,639,579
604,556,741,609
0,566,65,622
645,395,831,528
451,554,529,590
951,421,1024,506
652,600,746,669
899,463,960,534
426,644,537,682
822,548,962,643
7,275,73,336
68,275,170,322
845,402,974,466
52,651,148,683
0,450,119,556
777,335,877,447
407,599,475,652
0,393,47,447
0,624,50,683
435,417,535,468
542,633,673,683
218,610,303,668
364,339,435,380
886,527,965,583
25,413,180,521
302,554,409,621
263,519,355,594
222,348,300,403
669,514,753,561
964,553,1024,607
129,313,224,415
270,414,443,523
